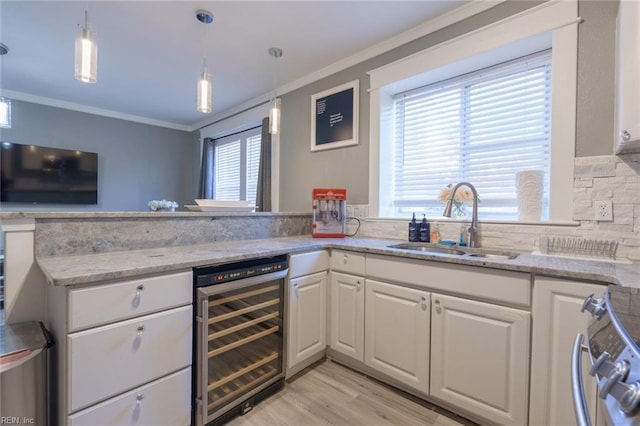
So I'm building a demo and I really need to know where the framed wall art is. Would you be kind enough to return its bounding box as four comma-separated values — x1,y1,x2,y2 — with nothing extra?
310,80,359,152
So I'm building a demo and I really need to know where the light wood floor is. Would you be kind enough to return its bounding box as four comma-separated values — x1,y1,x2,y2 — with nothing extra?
227,360,475,426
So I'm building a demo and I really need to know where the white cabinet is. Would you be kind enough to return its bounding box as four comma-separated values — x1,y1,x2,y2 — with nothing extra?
615,0,640,153
329,250,365,362
68,369,191,426
288,271,327,369
364,279,430,394
430,294,530,425
286,250,329,376
529,277,605,426
68,306,192,412
48,271,193,425
330,271,364,361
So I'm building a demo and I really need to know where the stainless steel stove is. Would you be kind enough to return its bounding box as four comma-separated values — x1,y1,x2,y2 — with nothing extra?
573,286,640,425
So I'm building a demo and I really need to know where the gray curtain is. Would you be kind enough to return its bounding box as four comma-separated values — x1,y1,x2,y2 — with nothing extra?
198,137,215,199
256,117,272,212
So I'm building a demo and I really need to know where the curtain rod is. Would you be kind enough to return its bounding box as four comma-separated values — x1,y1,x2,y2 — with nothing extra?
195,99,270,131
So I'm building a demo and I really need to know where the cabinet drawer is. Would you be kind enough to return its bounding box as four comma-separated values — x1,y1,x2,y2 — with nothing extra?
366,254,530,307
330,250,365,275
68,368,191,426
289,250,329,278
69,271,192,331
68,305,192,413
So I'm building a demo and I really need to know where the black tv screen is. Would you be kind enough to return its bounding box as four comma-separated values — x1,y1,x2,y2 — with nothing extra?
1,142,98,204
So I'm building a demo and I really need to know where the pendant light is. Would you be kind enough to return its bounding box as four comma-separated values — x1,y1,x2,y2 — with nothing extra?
268,48,283,135
196,10,214,113
0,44,10,128
74,8,98,83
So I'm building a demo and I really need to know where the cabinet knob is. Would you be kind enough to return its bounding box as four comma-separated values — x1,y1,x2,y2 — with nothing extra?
434,299,441,314
137,325,145,335
356,281,361,291
421,296,427,311
622,130,631,142
136,393,144,404
343,254,348,264
136,284,144,297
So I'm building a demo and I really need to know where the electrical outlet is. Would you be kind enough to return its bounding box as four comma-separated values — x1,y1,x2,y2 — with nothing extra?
595,200,613,222
347,204,368,219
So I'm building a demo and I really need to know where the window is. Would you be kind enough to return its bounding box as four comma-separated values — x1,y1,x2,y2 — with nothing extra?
212,126,261,205
390,51,551,219
369,1,578,221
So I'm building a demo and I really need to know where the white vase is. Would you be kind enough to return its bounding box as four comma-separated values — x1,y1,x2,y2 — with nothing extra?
516,170,543,221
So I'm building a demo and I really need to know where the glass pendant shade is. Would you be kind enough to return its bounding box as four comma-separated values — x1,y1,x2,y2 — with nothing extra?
197,71,212,113
0,97,11,128
74,28,97,83
269,98,281,134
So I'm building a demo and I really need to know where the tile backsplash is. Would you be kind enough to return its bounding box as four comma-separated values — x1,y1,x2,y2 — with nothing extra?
359,153,640,261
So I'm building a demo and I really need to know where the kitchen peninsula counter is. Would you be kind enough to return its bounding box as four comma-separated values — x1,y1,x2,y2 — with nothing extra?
36,236,640,289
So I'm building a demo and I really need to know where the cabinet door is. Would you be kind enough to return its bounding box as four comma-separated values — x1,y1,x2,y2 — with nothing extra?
68,368,191,426
330,272,364,361
529,278,604,426
430,294,530,425
615,0,640,151
287,271,327,369
364,279,430,394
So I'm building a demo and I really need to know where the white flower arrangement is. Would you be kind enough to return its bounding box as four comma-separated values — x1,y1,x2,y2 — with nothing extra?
437,184,475,204
148,199,178,211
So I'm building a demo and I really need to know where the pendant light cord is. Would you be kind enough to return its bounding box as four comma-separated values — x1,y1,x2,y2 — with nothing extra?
201,19,207,73
83,1,89,31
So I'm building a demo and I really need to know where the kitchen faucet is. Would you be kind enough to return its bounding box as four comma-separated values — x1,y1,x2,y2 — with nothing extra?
442,182,480,248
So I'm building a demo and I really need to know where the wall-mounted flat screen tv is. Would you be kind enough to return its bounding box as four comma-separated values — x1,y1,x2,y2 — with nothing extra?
1,142,98,204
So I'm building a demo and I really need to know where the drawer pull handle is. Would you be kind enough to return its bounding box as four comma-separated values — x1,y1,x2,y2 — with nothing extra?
137,325,145,335
136,393,144,404
136,284,144,297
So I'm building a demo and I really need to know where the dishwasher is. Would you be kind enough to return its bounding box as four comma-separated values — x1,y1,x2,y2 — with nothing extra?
192,255,288,426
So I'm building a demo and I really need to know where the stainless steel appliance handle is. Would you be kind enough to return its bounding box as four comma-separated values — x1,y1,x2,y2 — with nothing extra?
571,333,592,426
200,298,209,425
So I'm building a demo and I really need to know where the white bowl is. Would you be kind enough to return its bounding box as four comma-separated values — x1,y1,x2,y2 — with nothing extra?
194,199,252,208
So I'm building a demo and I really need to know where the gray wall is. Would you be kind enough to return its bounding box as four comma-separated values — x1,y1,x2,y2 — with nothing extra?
278,0,618,212
1,100,196,211
576,0,618,157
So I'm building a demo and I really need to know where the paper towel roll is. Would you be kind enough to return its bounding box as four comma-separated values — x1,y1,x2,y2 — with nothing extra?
516,170,543,221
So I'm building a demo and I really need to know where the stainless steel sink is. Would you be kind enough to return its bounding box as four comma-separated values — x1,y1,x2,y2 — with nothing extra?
387,243,466,255
387,243,519,259
465,251,519,260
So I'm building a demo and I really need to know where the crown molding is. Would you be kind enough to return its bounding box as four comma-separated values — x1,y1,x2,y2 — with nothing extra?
2,90,191,132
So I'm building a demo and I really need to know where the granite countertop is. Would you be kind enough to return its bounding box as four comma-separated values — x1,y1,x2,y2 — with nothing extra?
36,236,640,289
0,211,310,219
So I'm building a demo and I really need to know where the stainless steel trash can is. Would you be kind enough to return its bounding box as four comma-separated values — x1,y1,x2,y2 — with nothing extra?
0,321,54,425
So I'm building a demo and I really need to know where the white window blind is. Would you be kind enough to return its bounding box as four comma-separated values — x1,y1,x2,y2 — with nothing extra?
213,126,261,204
391,50,551,220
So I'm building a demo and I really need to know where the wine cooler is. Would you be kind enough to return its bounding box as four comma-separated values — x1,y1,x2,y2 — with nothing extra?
193,255,288,426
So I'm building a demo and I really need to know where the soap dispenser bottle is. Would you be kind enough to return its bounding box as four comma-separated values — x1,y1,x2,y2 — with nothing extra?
408,213,418,242
419,215,430,242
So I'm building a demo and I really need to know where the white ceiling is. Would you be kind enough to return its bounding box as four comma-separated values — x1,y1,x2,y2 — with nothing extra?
0,1,467,131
